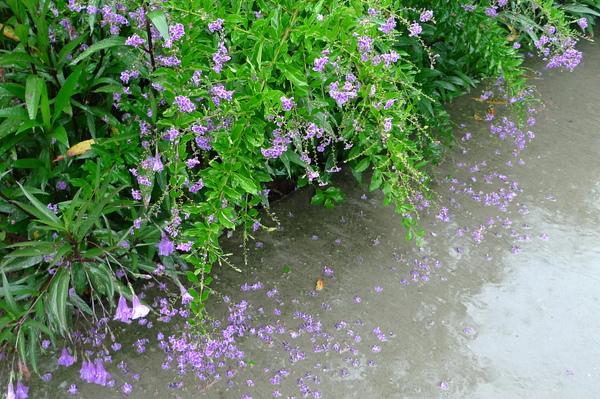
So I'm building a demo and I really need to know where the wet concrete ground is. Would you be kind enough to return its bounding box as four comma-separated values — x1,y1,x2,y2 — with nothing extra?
17,33,600,399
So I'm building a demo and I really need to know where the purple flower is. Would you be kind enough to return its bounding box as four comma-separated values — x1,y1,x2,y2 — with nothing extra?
130,294,150,319
68,384,78,394
56,181,67,190
383,118,393,132
408,21,422,37
174,95,196,113
16,381,29,399
378,17,396,34
113,295,133,324
420,10,433,22
180,286,194,305
58,347,77,367
6,381,15,399
208,19,224,32
169,23,185,41
42,373,52,381
125,34,146,47
371,345,381,352
47,203,58,214
157,235,175,256
374,286,383,292
439,381,448,389
122,383,133,394
313,56,328,72
80,360,96,383
281,96,295,111
485,7,498,18
94,359,111,386
578,18,588,29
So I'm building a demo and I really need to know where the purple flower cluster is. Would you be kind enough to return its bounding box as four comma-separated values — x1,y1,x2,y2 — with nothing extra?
212,42,231,73
79,359,112,386
378,17,396,34
125,33,146,47
113,294,150,324
174,95,196,113
408,21,422,37
281,96,295,111
329,81,358,106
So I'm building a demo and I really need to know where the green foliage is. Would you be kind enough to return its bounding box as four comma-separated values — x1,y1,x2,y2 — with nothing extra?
0,0,593,386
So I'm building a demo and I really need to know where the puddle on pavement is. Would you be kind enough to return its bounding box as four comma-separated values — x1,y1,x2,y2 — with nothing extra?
8,31,600,399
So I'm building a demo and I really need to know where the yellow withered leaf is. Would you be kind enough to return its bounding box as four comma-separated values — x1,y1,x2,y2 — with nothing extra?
0,23,20,42
315,278,325,291
53,139,96,162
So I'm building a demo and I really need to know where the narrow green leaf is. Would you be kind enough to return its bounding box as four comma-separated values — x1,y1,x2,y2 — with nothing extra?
25,319,53,338
52,64,83,124
69,293,94,316
57,35,83,63
0,106,29,120
48,267,70,335
17,328,27,367
87,263,114,300
0,255,43,273
39,82,51,129
74,186,126,239
147,10,170,41
16,119,43,134
16,183,62,226
27,322,40,374
69,36,127,65
1,270,19,315
0,52,43,68
0,327,13,346
13,158,45,168
25,75,43,120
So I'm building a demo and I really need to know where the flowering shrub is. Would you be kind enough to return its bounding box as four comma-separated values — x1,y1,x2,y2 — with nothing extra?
0,0,594,395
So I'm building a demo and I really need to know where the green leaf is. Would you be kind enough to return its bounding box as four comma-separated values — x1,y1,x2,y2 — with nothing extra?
0,255,43,273
27,321,40,374
52,64,83,124
13,158,45,168
369,169,383,191
70,36,127,65
74,186,126,239
48,267,70,335
16,182,62,227
87,263,114,299
147,9,170,41
0,51,43,68
69,293,94,316
1,270,19,316
57,35,83,63
0,106,29,120
17,328,26,367
233,173,259,195
354,157,371,173
25,75,43,121
281,64,308,86
16,119,43,134
50,125,68,146
39,82,51,129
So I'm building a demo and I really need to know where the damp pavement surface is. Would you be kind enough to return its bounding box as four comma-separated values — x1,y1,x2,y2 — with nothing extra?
11,36,600,399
